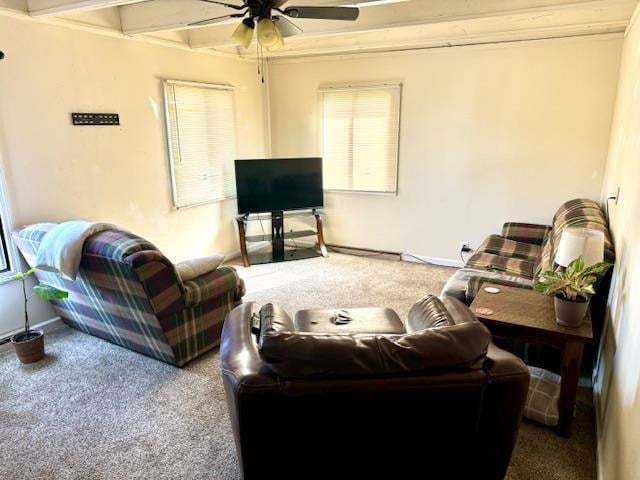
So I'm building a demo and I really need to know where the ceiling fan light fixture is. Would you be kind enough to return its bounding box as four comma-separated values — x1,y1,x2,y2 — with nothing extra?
267,24,285,51
257,18,281,49
232,17,255,49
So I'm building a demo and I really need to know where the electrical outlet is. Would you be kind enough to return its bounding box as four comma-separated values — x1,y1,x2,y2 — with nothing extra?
460,241,471,253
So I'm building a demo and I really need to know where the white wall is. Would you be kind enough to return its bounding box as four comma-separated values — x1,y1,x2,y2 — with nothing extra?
268,35,622,261
0,16,266,336
595,6,640,479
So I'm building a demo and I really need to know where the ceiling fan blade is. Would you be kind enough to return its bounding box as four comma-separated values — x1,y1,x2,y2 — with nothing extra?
283,6,359,21
273,15,303,37
198,0,246,10
189,12,245,27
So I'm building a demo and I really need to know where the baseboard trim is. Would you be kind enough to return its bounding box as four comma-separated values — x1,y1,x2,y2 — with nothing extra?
326,244,402,261
225,241,271,262
325,244,463,268
0,316,65,352
401,253,464,268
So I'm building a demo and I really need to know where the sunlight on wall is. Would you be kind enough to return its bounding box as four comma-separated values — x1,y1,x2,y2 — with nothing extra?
596,6,640,479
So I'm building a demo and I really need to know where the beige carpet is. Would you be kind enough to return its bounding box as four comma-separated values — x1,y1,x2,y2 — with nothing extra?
0,253,596,479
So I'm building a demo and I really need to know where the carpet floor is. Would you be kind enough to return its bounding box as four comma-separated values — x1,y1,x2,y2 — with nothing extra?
0,253,596,479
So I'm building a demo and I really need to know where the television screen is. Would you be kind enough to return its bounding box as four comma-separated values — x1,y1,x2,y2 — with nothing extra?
235,158,324,214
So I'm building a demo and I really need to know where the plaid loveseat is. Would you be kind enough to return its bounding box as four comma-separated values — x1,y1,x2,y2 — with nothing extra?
441,198,615,305
12,223,244,367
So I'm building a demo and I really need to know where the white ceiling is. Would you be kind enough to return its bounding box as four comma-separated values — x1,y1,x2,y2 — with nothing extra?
1,0,638,58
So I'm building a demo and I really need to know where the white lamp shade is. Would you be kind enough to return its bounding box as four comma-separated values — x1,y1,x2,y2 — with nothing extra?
232,22,254,49
257,19,280,49
267,24,284,51
554,228,605,267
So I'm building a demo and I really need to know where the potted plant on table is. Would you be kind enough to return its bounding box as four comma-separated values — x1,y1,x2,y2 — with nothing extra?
3,268,68,364
534,256,610,327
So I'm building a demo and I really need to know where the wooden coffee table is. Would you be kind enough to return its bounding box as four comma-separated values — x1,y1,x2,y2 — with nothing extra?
470,284,592,437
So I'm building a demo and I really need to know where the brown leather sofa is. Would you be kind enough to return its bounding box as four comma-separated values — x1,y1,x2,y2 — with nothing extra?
221,296,530,479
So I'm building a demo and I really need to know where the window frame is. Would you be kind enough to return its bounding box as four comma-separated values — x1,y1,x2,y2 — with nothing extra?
318,81,402,196
163,79,239,210
0,214,10,275
0,168,14,276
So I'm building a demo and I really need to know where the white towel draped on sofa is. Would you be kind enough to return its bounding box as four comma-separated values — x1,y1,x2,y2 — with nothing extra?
36,221,117,280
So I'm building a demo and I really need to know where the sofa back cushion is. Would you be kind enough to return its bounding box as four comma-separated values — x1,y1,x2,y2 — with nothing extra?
258,296,491,379
535,199,614,278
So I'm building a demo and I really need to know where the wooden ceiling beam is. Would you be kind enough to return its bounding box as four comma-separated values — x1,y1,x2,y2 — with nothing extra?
187,0,636,49
27,0,142,17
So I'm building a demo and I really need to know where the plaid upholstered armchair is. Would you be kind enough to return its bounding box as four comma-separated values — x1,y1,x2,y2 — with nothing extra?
12,223,244,366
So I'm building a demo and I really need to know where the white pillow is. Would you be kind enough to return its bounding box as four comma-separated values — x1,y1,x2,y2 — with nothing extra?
174,254,225,282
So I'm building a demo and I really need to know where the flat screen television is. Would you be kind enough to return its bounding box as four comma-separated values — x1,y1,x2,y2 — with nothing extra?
235,158,324,214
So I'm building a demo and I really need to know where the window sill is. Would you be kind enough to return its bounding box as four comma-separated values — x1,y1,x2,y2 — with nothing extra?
324,189,397,196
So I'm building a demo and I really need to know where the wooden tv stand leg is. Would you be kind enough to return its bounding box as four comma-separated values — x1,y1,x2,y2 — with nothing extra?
314,210,328,257
236,217,250,267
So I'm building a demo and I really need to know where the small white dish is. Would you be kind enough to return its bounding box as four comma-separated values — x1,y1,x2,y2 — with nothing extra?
484,287,500,294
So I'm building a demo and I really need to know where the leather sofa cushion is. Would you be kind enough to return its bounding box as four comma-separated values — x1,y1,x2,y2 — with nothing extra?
294,308,404,334
258,296,491,379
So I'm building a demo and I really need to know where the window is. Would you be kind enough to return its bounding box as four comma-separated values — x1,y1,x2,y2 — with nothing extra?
0,220,9,273
0,188,10,273
164,80,237,208
320,83,401,194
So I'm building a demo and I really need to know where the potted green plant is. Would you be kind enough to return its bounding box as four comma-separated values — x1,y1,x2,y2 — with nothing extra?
3,268,68,363
534,256,610,327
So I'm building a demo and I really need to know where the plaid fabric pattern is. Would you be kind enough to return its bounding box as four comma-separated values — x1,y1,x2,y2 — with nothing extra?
84,229,157,259
524,366,560,427
126,250,185,317
502,222,551,246
476,234,542,261
12,223,241,367
534,198,615,277
161,283,238,365
536,238,553,278
465,252,536,279
183,267,239,307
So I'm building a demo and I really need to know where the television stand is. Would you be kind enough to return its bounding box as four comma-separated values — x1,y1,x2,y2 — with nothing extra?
235,209,328,267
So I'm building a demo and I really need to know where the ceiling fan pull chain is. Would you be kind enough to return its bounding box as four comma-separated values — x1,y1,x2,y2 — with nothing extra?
262,46,266,84
257,42,261,79
256,43,265,84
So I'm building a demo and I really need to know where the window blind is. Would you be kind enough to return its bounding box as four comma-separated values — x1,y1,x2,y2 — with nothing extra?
320,84,401,194
164,81,237,208
0,177,11,277
0,215,9,274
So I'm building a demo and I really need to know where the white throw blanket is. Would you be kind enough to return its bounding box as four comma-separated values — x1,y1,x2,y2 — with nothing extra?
36,221,117,280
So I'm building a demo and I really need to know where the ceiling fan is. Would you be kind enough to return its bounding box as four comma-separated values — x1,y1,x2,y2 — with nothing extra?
191,0,360,51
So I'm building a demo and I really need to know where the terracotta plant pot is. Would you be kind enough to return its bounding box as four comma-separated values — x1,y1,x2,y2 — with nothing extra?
11,329,45,364
554,296,589,328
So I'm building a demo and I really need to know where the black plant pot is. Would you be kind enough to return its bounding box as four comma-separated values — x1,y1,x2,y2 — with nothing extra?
11,329,45,364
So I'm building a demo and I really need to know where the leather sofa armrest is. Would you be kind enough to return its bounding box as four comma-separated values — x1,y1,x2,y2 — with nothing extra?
221,302,281,388
501,222,551,245
407,295,453,332
484,343,530,382
479,343,530,479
